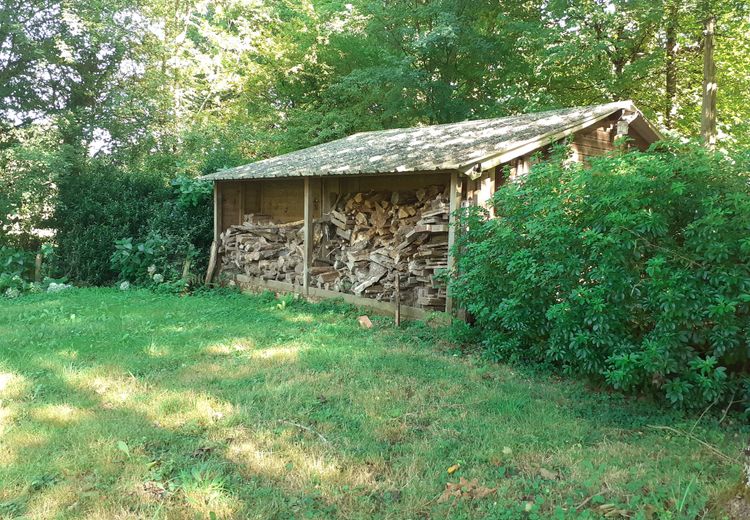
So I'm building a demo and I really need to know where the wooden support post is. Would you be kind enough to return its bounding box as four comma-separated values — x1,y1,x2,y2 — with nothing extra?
488,166,497,218
303,178,313,296
616,110,636,150
213,182,221,245
446,171,461,315
476,171,493,211
205,242,217,284
182,256,192,280
394,273,401,327
34,253,42,283
238,182,245,224
206,182,222,285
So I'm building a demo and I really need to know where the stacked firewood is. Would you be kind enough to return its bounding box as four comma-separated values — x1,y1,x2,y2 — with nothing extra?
218,215,306,285
313,185,449,309
219,185,450,310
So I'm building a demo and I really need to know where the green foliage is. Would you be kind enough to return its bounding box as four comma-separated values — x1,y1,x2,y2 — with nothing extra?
110,235,174,285
149,176,213,275
52,167,169,285
101,175,212,289
0,125,65,250
0,246,33,295
0,245,63,297
0,247,32,279
452,143,750,409
171,176,213,208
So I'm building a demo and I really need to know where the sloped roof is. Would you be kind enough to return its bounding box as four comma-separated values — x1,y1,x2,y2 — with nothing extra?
201,100,660,181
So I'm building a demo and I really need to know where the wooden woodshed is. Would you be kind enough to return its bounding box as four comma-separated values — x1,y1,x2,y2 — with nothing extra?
201,100,661,319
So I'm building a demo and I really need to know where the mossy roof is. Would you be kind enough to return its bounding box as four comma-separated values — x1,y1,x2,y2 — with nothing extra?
201,101,659,181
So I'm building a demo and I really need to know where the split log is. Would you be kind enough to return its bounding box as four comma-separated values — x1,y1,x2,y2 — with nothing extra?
218,186,451,309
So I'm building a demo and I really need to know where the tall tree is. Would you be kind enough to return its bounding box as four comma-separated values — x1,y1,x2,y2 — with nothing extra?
701,10,718,147
664,1,679,129
0,0,61,128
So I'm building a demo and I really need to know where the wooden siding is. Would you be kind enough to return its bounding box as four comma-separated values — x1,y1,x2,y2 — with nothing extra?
338,172,450,193
570,117,616,162
259,179,305,223
219,181,242,231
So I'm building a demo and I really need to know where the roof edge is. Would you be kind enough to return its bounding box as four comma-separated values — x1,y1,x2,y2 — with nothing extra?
457,101,640,177
201,101,662,182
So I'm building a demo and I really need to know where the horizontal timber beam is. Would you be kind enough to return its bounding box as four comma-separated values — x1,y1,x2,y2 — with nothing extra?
234,274,430,321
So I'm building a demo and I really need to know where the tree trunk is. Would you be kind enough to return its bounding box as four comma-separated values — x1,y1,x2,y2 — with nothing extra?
700,14,717,148
665,2,678,129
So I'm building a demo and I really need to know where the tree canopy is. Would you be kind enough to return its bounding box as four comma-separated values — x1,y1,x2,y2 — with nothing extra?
2,0,749,248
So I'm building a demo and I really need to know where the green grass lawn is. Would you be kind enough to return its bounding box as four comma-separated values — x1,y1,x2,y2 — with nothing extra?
0,288,745,519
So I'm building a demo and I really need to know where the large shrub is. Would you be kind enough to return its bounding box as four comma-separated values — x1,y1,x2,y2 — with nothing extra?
53,167,169,285
54,168,213,286
452,143,750,408
0,125,64,250
109,177,213,286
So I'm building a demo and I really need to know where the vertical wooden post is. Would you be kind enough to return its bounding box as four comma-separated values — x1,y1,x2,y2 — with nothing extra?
476,171,493,212
34,253,42,283
303,177,313,296
394,273,401,327
206,182,221,285
213,182,221,245
488,167,497,218
445,171,461,315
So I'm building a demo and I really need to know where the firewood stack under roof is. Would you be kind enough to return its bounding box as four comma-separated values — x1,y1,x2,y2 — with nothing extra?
219,185,450,310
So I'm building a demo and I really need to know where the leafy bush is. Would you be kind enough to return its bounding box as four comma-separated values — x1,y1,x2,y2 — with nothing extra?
108,176,212,289
0,246,37,296
147,176,213,275
0,125,63,251
0,246,32,279
171,175,213,207
53,167,169,285
54,166,212,286
452,143,750,408
110,234,175,285
0,244,64,297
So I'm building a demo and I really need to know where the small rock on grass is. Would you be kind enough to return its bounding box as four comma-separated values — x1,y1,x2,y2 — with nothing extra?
358,315,373,329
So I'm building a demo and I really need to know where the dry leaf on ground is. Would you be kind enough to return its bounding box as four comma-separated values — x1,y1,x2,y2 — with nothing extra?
538,467,558,480
438,477,496,503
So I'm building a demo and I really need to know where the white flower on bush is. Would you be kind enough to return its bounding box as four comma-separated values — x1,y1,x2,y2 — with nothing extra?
152,273,164,283
119,281,131,291
4,288,20,298
147,265,157,276
47,282,72,293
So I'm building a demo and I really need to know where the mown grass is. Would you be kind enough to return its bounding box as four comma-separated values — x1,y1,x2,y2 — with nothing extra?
0,288,745,519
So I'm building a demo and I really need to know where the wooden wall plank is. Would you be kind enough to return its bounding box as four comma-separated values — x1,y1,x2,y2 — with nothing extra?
303,178,313,295
235,274,429,321
238,184,245,225
242,181,262,216
340,172,449,193
446,171,461,314
220,181,241,230
260,179,304,222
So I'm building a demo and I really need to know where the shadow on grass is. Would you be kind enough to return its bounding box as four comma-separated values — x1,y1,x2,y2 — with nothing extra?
0,289,745,519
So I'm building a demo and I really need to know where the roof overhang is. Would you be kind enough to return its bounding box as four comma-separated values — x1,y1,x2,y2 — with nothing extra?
201,101,662,182
457,101,661,179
